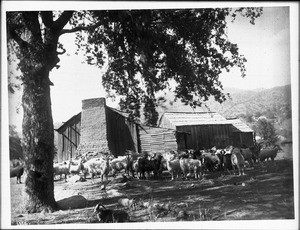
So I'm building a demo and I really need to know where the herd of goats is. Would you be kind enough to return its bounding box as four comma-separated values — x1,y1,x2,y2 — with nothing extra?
10,143,282,186
9,143,283,223
52,143,282,184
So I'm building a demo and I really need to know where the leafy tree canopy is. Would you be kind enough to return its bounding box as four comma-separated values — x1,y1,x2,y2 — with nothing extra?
7,8,263,126
6,7,266,132
71,8,262,125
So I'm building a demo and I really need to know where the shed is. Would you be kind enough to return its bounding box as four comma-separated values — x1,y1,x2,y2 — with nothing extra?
228,118,255,147
158,112,254,150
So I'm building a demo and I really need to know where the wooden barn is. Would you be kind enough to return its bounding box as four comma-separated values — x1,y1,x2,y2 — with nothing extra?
55,98,178,162
158,112,254,150
55,98,254,162
55,98,139,162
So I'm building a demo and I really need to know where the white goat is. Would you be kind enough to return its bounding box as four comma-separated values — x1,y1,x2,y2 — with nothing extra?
83,157,111,184
164,153,181,180
69,158,84,175
110,156,128,176
131,158,141,178
180,158,202,180
118,198,136,209
230,147,245,176
53,160,71,182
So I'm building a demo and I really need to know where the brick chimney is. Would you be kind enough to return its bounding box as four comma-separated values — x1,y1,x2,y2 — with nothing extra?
77,98,109,154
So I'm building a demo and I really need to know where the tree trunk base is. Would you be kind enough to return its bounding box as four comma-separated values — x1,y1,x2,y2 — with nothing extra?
25,198,58,214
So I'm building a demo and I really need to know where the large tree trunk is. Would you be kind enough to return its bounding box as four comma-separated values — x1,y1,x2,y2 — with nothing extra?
22,68,57,213
8,11,74,213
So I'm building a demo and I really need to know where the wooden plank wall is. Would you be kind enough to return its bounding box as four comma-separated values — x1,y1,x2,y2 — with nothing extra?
232,132,255,147
139,126,177,153
176,124,233,150
56,114,81,162
105,108,138,156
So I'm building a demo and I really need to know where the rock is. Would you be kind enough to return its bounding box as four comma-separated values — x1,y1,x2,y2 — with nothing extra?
57,195,88,210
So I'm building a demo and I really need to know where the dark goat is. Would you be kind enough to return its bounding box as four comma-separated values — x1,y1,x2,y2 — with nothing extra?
177,150,190,159
201,151,221,172
94,203,130,223
223,153,233,172
249,143,262,162
137,153,163,179
190,149,203,160
125,151,141,178
10,164,24,184
259,145,281,161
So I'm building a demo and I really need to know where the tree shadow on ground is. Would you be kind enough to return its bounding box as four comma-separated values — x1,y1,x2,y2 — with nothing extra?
12,159,294,225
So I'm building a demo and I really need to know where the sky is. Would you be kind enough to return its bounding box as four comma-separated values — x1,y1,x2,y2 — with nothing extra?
3,2,298,133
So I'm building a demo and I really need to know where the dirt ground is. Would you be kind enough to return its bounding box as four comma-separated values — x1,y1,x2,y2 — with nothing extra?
9,151,295,227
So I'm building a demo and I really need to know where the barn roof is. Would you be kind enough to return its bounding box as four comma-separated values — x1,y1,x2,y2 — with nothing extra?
158,112,232,129
227,118,254,133
55,112,81,133
106,106,130,118
55,106,129,133
158,112,253,133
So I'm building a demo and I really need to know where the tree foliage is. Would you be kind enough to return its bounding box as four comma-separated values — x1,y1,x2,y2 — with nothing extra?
72,8,262,125
254,116,278,145
9,125,23,160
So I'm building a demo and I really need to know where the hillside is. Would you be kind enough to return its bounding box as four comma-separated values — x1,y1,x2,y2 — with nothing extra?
154,84,292,140
156,84,292,121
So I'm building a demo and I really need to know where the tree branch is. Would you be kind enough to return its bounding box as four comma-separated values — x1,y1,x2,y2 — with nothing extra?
41,11,54,28
57,47,66,55
22,12,43,42
52,11,74,33
8,28,28,48
60,26,87,35
60,21,103,35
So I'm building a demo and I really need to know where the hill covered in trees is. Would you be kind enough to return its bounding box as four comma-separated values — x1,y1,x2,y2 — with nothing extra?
156,84,292,139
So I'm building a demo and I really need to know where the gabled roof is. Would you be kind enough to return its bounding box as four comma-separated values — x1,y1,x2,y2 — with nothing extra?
55,112,81,132
228,118,254,133
55,106,130,133
158,112,253,133
158,112,232,129
106,106,130,118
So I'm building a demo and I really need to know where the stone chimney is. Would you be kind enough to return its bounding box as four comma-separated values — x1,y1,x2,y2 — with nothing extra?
77,98,109,154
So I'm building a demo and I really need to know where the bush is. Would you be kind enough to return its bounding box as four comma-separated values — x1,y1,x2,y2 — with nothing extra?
253,116,278,146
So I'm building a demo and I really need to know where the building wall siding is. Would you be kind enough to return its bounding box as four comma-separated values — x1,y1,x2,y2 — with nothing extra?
56,114,81,162
232,132,254,147
176,124,232,150
106,108,138,156
139,126,177,153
